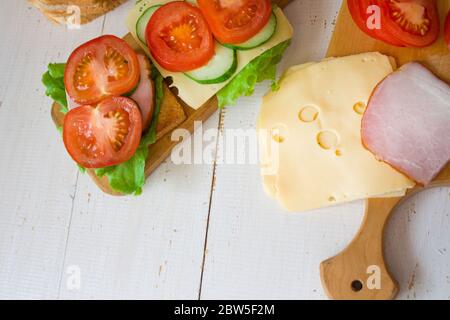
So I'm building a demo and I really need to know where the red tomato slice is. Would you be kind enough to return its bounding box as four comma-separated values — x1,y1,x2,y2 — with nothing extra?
63,96,142,168
146,2,215,72
347,0,404,46
197,0,272,44
347,0,439,48
65,35,140,105
445,11,450,50
380,0,440,48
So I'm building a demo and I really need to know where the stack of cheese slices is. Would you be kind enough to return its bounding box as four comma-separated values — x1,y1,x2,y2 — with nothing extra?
258,52,450,212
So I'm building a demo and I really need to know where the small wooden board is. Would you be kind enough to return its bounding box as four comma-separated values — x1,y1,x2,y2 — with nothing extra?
52,0,293,195
327,1,450,81
320,1,450,300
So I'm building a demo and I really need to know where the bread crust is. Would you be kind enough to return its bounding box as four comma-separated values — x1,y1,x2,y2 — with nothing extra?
29,0,127,25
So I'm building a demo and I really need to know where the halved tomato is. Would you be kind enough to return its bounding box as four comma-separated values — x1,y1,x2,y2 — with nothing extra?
65,35,140,105
445,11,450,50
63,96,142,168
146,2,215,72
197,0,272,44
347,0,440,48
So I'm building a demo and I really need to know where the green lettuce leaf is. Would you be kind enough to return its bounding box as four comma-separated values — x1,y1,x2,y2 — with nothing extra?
95,69,164,195
95,147,148,195
45,39,290,194
217,40,291,108
43,63,86,172
42,63,68,114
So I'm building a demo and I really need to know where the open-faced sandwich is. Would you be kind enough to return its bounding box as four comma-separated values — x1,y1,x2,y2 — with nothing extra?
127,0,293,109
43,0,294,195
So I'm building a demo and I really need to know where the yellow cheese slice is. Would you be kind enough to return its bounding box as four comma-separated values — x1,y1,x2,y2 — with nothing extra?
258,52,414,212
126,0,293,109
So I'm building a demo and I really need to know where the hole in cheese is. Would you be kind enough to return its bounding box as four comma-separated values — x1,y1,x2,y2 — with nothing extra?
272,135,285,143
353,101,367,115
317,130,338,150
271,124,288,144
299,105,319,122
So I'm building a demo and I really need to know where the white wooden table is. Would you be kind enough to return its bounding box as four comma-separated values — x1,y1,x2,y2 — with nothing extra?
0,0,449,300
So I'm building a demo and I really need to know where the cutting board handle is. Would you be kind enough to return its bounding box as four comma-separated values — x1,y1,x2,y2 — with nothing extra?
320,197,401,300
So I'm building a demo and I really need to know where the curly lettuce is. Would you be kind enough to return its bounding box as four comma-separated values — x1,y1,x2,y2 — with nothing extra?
43,63,164,195
42,63,68,114
217,40,291,108
43,40,291,194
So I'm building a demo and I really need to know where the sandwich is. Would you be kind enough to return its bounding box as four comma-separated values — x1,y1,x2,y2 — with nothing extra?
43,0,294,195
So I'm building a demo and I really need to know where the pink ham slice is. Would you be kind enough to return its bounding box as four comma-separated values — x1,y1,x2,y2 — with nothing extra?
131,54,154,131
362,62,450,185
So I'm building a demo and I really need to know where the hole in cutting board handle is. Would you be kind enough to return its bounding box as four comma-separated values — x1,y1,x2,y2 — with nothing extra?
351,280,363,292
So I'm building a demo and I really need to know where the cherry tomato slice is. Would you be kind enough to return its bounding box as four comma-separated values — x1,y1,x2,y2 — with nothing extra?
65,35,140,105
63,96,142,168
146,1,215,72
197,0,272,44
445,11,450,50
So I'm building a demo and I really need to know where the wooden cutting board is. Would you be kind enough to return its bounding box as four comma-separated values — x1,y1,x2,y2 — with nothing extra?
51,0,293,195
320,0,450,300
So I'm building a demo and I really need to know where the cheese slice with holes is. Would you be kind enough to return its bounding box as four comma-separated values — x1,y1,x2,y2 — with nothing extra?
258,52,414,212
126,0,293,109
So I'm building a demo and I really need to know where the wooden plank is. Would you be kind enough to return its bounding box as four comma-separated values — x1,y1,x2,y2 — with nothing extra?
0,0,104,299
57,1,217,299
321,0,450,300
201,0,450,300
321,165,450,300
384,187,450,300
51,0,294,196
200,0,348,299
57,118,218,299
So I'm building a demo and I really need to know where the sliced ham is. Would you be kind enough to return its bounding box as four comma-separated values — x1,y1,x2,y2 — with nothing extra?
362,62,450,185
131,54,154,131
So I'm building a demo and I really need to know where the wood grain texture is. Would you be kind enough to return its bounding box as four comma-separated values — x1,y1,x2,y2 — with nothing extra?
51,0,291,196
321,165,450,300
200,0,350,300
1,0,449,300
57,1,219,299
327,1,450,82
0,0,105,299
321,0,450,300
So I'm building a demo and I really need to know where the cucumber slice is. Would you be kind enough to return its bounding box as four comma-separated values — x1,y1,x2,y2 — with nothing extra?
223,13,277,51
185,43,237,84
136,5,161,45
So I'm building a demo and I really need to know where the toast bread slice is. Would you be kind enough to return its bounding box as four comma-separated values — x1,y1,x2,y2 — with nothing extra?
30,0,127,25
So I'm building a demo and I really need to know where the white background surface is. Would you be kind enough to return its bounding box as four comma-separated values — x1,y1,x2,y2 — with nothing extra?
0,0,449,300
